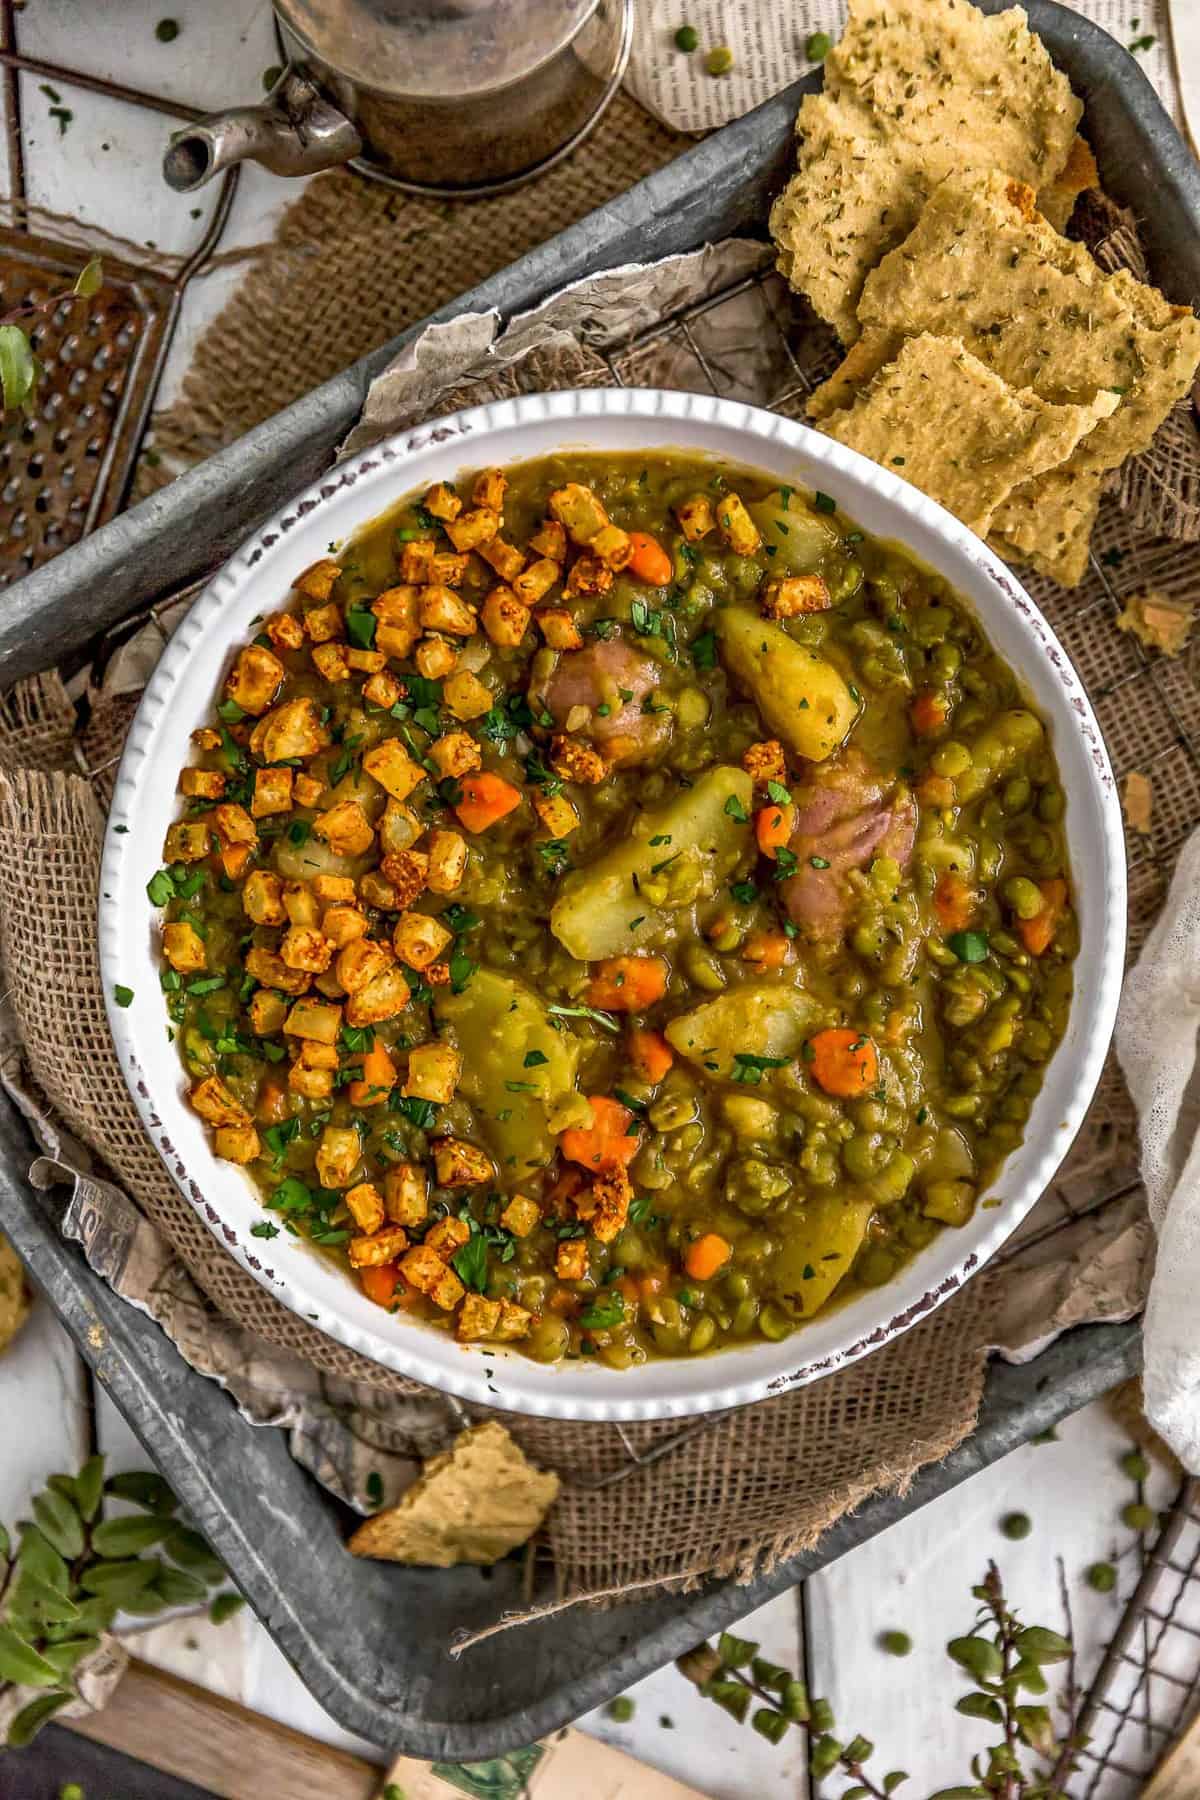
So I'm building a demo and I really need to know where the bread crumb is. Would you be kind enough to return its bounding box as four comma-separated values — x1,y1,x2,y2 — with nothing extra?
1122,770,1153,835
1116,590,1193,658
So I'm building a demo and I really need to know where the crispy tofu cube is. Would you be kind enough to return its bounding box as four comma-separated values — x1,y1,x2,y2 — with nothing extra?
555,1238,588,1281
512,558,561,606
191,727,221,751
404,1041,462,1104
564,554,612,598
250,697,329,763
371,587,420,660
294,558,341,602
742,739,788,788
432,1138,492,1187
383,1163,428,1228
312,874,355,904
283,880,321,926
499,1194,540,1238
313,800,374,857
179,767,226,800
426,1215,471,1259
423,482,462,522
245,946,312,995
336,938,395,995
442,671,492,721
415,635,458,680
479,536,525,583
303,602,342,644
362,738,426,804
163,820,211,863
312,640,351,683
380,849,430,907
346,965,411,1027
225,644,285,716
472,467,508,511
493,1298,532,1341
675,493,715,541
162,920,206,973
349,1225,410,1269
536,607,583,651
425,960,451,986
280,925,333,973
379,800,424,858
266,610,305,652
190,1075,250,1128
529,519,567,561
429,731,481,780
252,766,294,818
430,551,470,587
358,870,398,910
577,1167,632,1244
549,735,606,785
481,586,530,648
220,842,253,881
249,989,287,1036
426,830,467,894
457,1294,502,1340
314,969,347,1000
283,997,342,1043
293,771,325,807
418,585,477,638
399,538,436,583
399,1244,464,1310
316,1125,361,1189
363,668,403,710
213,802,257,846
323,903,367,948
345,1180,386,1234
214,1123,260,1165
444,506,499,553
716,492,761,555
591,524,633,571
531,790,580,838
297,1039,339,1070
392,911,453,970
761,574,831,619
348,647,386,674
288,1061,333,1100
548,483,608,545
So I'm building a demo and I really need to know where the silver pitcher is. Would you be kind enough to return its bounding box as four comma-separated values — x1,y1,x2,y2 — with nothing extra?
163,0,634,197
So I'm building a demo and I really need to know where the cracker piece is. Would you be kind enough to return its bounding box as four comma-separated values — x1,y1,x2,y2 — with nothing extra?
0,1232,31,1355
1038,133,1100,231
346,1421,559,1567
1115,589,1194,657
1122,770,1153,835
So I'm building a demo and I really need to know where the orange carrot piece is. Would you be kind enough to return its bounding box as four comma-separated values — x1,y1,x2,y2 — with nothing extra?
628,1027,674,1084
559,1095,640,1172
220,841,253,879
910,692,948,737
454,771,522,833
684,1233,732,1281
585,954,668,1013
255,1078,289,1125
360,1262,401,1308
916,773,956,809
755,802,795,859
1017,877,1069,956
933,871,975,933
808,1027,879,1098
626,531,673,586
347,1039,397,1107
741,929,792,970
639,1268,667,1299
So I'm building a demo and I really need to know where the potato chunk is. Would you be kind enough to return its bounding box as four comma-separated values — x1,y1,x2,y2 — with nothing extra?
442,671,492,721
399,1244,464,1310
479,536,525,583
548,483,608,545
346,965,411,1027
280,926,334,973
225,644,285,716
349,1225,410,1268
419,586,477,638
512,558,561,606
715,607,856,762
345,1181,386,1235
245,946,311,995
444,506,499,552
316,1125,361,1189
499,1194,540,1237
392,911,453,969
432,1138,492,1187
531,791,579,838
429,731,481,780
383,1163,428,1228
404,1041,462,1104
362,739,427,803
250,697,329,763
252,766,294,817
249,989,287,1036
163,821,211,863
313,801,374,856
481,586,530,648
179,767,225,800
284,998,342,1043
415,636,458,680
311,641,350,683
537,608,583,651
336,938,394,995
294,557,340,601
426,830,467,894
380,849,430,907
190,1075,250,1128
457,1294,501,1341
215,1124,260,1165
162,921,206,974
426,1216,470,1259
423,482,462,522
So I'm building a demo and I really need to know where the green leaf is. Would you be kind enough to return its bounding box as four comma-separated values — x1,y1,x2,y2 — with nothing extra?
0,1521,9,1563
845,1734,874,1763
1015,1703,1055,1753
752,1707,789,1743
703,1678,751,1723
947,930,989,964
52,1595,117,1638
209,1590,246,1625
91,1514,173,1557
451,1235,489,1294
780,1679,810,1723
79,1558,159,1601
164,1525,224,1580
16,1524,69,1591
73,1454,106,1524
10,1569,80,1625
956,1692,1002,1722
0,1622,62,1687
809,1695,835,1733
947,1634,1004,1681
33,1487,84,1560
809,1734,843,1778
5,1691,71,1747
152,1566,209,1608
883,1777,909,1794
750,1657,790,1692
38,1635,100,1680
1012,1658,1048,1694
0,324,36,413
717,1631,758,1667
105,1471,178,1515
1015,1625,1072,1665
928,1791,987,1799
73,256,103,298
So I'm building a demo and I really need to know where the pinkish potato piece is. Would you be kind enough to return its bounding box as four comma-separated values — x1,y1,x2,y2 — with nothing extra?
533,637,672,768
778,750,917,941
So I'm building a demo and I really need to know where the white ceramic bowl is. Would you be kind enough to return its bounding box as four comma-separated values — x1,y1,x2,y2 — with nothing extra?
100,388,1126,1421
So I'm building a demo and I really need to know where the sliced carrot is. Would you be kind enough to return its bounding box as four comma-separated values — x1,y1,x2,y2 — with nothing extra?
1017,877,1069,956
808,1027,879,1098
741,929,792,971
220,841,253,880
559,1095,640,1172
933,871,975,933
755,802,795,858
586,954,668,1013
627,531,673,586
684,1233,732,1281
910,692,948,737
454,771,522,833
360,1262,401,1308
347,1039,396,1108
639,1268,667,1300
255,1078,289,1125
627,1026,674,1085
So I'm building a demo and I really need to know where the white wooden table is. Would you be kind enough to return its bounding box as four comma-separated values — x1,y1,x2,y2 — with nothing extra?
0,4,1170,1791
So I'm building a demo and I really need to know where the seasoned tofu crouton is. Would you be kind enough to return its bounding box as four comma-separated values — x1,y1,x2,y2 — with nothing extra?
293,771,325,807
348,647,386,675
335,937,394,995
283,997,342,1043
429,731,481,780
162,920,206,973
575,1167,632,1244
345,1180,386,1234
250,697,329,762
294,557,341,601
313,800,374,857
549,735,607,785
399,537,437,583
363,668,404,710
288,1058,333,1100
252,766,294,818
742,738,788,789
248,989,287,1036
548,483,609,545
418,585,477,638
357,870,398,911
283,880,320,926
383,1163,428,1228
444,506,500,553
179,767,226,800
225,644,285,716
404,1041,462,1104
399,1243,464,1310
761,574,831,619
362,738,427,803
379,800,424,858
531,790,580,838
493,1298,533,1341
316,1124,361,1189
472,467,508,511
563,553,612,599
591,524,633,572
190,1075,250,1128
312,873,356,904
457,1294,502,1340
481,586,531,648
245,946,312,995
529,518,567,561
675,493,715,541
555,1237,588,1281
311,640,351,683
191,726,221,751
425,1215,470,1259
346,965,411,1027
423,481,462,522
426,829,468,894
303,602,342,644
372,584,420,646
499,1193,540,1237
392,911,453,969
512,558,561,606
442,670,493,721
213,802,257,846
536,607,583,651
380,849,430,908
322,903,367,949
425,960,451,986
432,1138,492,1187
430,551,470,587
716,491,761,555
415,635,459,681
349,1225,410,1269
214,1123,260,1165
280,925,334,973
314,969,347,1000
163,820,211,863
478,536,525,584
266,610,306,652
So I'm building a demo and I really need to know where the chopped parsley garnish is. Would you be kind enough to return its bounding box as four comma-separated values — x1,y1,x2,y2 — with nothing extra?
766,781,791,806
731,1052,791,1085
813,491,837,515
451,1235,489,1293
250,1221,280,1240
113,984,134,1008
724,793,750,824
346,608,376,650
547,1001,620,1034
948,929,989,964
579,1293,625,1330
691,630,717,670
730,880,758,904
523,1049,549,1068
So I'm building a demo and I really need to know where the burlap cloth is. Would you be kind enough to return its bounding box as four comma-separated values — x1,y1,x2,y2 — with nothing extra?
0,102,1188,1612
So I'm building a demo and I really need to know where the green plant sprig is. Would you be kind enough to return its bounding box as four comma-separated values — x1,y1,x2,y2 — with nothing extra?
0,257,102,416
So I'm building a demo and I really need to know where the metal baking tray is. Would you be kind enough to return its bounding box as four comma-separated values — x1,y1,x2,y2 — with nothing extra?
0,0,1190,1756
